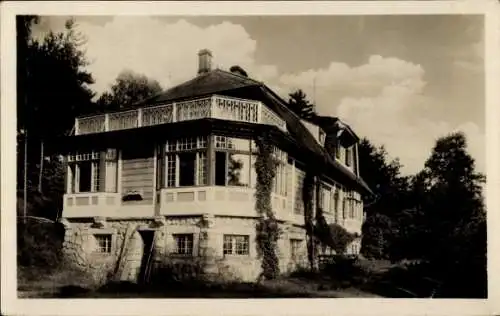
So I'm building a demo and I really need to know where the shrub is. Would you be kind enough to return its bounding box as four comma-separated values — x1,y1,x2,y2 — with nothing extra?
321,255,371,288
17,220,65,272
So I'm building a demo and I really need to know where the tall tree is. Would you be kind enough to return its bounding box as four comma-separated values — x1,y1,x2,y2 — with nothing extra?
357,138,411,259
17,17,95,217
408,132,486,297
287,89,316,120
96,70,162,110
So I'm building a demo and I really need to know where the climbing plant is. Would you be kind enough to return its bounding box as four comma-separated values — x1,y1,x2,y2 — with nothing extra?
254,135,281,280
302,172,317,270
302,171,357,267
315,207,357,255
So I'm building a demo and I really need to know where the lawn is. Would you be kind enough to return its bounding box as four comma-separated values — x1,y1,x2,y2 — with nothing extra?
18,266,381,298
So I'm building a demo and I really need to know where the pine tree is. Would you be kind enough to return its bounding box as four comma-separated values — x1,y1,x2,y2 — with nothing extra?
287,89,316,120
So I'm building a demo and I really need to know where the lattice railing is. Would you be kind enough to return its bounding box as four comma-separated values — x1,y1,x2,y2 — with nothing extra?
214,96,259,123
176,98,212,121
142,104,173,127
108,110,139,131
262,105,286,131
77,115,106,135
75,95,286,135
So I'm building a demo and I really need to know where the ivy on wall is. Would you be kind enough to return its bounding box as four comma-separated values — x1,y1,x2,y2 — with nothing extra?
315,207,357,255
302,172,317,270
302,171,358,268
254,135,281,280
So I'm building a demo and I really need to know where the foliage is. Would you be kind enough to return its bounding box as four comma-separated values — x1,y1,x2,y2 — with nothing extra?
287,89,316,119
227,154,245,186
18,18,96,140
254,135,281,280
17,220,65,272
406,132,486,297
17,16,93,218
302,173,317,269
96,70,162,110
357,138,411,259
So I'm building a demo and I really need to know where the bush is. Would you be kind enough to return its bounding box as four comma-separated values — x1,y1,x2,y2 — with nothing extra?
321,256,371,288
17,220,65,272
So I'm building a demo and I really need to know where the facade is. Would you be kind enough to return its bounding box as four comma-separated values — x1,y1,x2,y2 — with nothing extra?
58,49,374,283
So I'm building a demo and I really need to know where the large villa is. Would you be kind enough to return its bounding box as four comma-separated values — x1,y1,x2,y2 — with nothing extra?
58,49,374,283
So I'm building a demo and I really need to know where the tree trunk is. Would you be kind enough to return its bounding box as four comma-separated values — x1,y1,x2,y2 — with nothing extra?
38,140,44,193
23,130,28,224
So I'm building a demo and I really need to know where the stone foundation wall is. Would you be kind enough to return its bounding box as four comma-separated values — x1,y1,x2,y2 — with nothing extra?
61,215,310,284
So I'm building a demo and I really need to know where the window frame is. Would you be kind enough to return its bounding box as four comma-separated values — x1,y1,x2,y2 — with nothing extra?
290,239,303,260
223,234,250,256
173,233,194,256
67,150,102,194
164,136,208,188
93,233,113,254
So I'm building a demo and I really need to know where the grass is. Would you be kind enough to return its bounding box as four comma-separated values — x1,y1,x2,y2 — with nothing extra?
18,265,381,298
18,258,443,299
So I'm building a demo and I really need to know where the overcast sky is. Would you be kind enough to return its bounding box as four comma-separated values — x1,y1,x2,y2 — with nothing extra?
32,15,485,176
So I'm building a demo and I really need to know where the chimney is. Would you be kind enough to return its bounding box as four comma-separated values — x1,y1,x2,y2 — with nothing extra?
198,49,212,75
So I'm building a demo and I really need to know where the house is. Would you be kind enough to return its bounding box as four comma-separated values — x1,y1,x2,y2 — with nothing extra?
57,49,374,283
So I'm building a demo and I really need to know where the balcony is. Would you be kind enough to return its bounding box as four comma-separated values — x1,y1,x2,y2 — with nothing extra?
75,95,287,136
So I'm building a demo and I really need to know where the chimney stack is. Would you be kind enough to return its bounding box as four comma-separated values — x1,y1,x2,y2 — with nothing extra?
198,49,212,75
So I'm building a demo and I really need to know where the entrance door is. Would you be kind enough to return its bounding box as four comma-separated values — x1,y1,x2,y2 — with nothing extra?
137,230,155,284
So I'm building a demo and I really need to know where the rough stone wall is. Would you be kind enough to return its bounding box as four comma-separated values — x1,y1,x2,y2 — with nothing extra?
61,216,310,285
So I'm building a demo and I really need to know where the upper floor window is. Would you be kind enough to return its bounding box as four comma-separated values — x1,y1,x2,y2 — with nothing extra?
290,239,303,259
345,146,353,167
335,141,341,160
164,136,208,188
67,149,118,194
294,168,306,215
214,136,287,195
319,185,331,212
215,136,251,187
67,151,101,193
319,130,326,146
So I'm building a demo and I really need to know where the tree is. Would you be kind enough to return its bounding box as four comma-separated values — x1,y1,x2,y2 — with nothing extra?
17,17,96,219
287,89,316,119
18,18,96,194
96,70,162,110
408,132,486,297
357,138,411,259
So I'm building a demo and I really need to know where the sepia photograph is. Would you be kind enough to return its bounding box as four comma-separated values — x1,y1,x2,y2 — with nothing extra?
1,1,499,316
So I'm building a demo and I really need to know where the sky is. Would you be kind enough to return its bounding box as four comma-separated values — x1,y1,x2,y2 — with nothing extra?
31,15,485,176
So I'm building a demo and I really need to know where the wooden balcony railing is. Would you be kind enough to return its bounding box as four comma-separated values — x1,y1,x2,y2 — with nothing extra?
75,95,287,135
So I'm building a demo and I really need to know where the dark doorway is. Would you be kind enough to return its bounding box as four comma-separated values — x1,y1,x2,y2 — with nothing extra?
138,230,155,284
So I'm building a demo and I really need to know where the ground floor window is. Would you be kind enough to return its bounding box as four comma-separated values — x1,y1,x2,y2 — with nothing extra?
319,244,335,256
94,234,112,253
290,239,303,259
173,234,194,255
223,235,250,255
